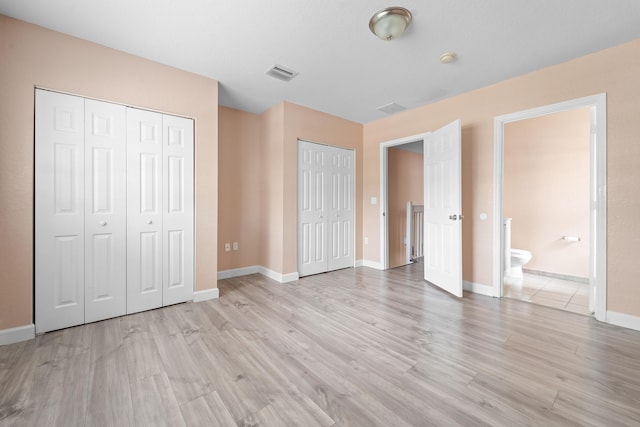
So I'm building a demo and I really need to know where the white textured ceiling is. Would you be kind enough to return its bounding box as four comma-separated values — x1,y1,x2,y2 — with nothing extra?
1,1,639,123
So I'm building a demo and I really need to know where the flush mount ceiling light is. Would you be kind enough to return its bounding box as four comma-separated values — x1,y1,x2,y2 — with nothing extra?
369,7,412,41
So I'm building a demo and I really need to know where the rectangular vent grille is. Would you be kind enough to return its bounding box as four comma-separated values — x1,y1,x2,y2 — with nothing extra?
265,64,299,82
377,102,406,114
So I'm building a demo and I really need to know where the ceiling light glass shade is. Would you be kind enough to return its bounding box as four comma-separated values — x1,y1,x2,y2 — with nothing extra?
369,7,412,41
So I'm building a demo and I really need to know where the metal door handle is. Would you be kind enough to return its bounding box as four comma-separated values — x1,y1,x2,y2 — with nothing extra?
99,221,107,226
449,214,457,220
147,220,153,225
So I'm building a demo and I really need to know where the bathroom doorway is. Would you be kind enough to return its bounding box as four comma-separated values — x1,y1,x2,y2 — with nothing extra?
493,94,607,322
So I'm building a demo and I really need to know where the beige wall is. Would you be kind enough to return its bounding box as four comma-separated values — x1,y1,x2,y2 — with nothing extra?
504,108,590,278
0,16,219,331
221,101,364,276
388,148,423,268
257,103,286,272
363,39,640,317
223,101,363,276
282,102,363,274
218,107,260,271
260,102,363,274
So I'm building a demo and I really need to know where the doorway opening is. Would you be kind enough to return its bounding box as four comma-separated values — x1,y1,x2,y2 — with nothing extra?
493,94,607,322
380,120,463,297
386,141,425,269
380,134,427,271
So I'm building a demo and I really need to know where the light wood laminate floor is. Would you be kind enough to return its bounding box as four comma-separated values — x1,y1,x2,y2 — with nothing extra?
2,263,640,426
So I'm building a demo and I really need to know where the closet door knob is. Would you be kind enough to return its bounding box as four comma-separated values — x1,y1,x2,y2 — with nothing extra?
147,220,153,225
99,221,107,226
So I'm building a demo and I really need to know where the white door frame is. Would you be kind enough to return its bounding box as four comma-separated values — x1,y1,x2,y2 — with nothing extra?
493,94,607,322
379,133,428,270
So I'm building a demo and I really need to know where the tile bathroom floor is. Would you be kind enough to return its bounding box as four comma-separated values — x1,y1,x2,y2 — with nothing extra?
504,273,591,315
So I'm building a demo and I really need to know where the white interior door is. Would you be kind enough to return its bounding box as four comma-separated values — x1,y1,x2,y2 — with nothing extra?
327,146,354,271
35,90,86,333
298,140,328,277
84,99,127,322
298,141,354,277
424,120,463,297
162,114,194,306
127,108,163,314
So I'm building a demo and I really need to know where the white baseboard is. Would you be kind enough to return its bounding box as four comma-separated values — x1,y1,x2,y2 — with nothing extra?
361,260,384,270
463,280,495,297
606,311,640,332
217,265,260,280
355,259,364,267
193,287,219,302
259,266,299,283
217,265,299,284
0,324,35,346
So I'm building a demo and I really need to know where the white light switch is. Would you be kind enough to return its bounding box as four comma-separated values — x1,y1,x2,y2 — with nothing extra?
233,242,239,251
224,243,231,252
370,197,377,205
365,237,369,245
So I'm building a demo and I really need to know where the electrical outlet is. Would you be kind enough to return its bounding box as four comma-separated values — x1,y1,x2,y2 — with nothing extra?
224,243,231,252
365,237,369,245
233,242,239,251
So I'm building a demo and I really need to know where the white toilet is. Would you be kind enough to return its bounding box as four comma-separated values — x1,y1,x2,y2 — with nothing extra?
504,218,532,280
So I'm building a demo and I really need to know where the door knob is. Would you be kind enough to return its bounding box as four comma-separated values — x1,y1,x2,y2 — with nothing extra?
147,220,153,225
99,221,107,226
449,214,458,220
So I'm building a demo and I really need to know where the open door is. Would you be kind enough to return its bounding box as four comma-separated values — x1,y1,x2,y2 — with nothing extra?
424,120,463,297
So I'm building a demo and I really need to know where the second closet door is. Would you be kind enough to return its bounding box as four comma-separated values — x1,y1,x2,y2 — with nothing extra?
298,140,354,277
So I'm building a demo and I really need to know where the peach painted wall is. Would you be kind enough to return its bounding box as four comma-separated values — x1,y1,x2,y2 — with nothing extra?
0,16,219,331
224,101,362,276
363,39,640,318
258,103,285,273
218,107,260,271
504,108,590,278
282,102,363,275
388,148,423,268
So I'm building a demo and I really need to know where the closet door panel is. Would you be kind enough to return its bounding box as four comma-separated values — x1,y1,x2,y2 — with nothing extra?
84,99,127,323
327,147,354,271
298,141,328,277
35,89,85,333
162,114,194,305
127,108,163,314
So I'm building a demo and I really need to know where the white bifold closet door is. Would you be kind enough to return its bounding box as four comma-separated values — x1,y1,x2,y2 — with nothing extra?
84,99,127,323
161,114,194,306
126,108,194,314
35,89,194,333
35,90,127,333
298,140,354,277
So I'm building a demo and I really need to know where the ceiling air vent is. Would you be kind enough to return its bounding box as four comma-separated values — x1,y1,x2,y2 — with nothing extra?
265,64,299,82
377,102,406,114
